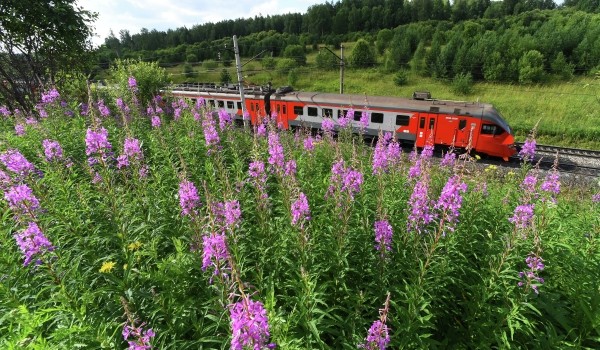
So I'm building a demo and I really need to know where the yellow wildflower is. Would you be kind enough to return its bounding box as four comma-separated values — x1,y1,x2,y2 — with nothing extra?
127,241,143,251
100,261,116,273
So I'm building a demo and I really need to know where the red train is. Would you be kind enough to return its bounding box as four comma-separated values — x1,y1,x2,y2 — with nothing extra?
169,83,516,160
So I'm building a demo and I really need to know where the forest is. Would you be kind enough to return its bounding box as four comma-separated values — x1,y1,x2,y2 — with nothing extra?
94,0,600,85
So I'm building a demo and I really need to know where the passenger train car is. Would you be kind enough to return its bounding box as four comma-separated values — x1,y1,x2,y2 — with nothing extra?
169,83,516,160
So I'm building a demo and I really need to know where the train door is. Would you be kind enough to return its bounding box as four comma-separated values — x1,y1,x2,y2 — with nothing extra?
273,101,289,129
416,113,437,147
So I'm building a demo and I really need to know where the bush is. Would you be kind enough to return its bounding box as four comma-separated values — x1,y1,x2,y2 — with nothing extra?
261,57,276,70
182,63,196,78
393,70,409,86
452,72,474,95
519,50,545,84
315,49,339,70
350,39,376,68
283,45,306,66
287,68,299,87
110,59,168,107
185,53,198,63
203,60,218,70
551,52,574,81
276,58,297,75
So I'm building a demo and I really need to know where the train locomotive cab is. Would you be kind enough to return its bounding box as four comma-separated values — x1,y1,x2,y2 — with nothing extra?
475,107,516,161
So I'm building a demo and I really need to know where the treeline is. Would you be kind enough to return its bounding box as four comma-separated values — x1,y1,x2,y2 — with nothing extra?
94,0,600,84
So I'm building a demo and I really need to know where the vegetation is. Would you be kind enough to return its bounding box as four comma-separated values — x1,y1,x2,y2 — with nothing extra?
0,0,96,112
1,79,599,348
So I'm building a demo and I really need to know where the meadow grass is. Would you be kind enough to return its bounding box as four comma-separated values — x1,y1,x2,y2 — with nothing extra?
1,89,599,349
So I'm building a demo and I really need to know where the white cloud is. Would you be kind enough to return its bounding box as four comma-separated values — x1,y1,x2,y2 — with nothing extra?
77,0,324,47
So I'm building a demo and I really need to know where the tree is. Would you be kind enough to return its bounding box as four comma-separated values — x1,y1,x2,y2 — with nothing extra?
519,50,545,84
220,69,232,85
315,50,339,70
283,45,306,66
0,0,96,111
110,59,168,108
350,39,376,68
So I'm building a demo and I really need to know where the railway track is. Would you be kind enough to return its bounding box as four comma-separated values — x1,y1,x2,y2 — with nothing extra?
511,142,600,178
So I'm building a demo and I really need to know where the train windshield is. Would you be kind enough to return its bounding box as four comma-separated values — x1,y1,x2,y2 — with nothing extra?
485,109,512,135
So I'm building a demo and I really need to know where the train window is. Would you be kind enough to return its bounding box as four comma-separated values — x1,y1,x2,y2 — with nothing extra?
276,105,281,113
396,115,410,126
371,113,384,124
209,100,215,107
237,102,242,109
429,118,435,130
419,117,425,128
323,108,333,117
307,107,318,117
250,103,254,111
255,103,259,112
218,100,225,108
459,119,466,130
283,105,287,114
227,101,234,109
481,124,497,135
294,106,303,115
354,111,362,121
338,110,347,119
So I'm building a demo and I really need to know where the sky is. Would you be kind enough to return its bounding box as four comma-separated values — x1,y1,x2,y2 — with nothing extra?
76,0,326,47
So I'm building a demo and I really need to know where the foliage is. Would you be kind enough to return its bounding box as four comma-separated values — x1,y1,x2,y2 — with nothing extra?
315,50,339,70
0,87,600,349
452,72,474,95
287,68,299,86
283,45,307,66
110,59,168,108
276,58,298,75
0,0,96,112
202,59,218,70
350,39,376,68
519,50,546,84
551,52,574,80
261,57,277,70
220,69,232,85
393,70,410,86
182,63,196,79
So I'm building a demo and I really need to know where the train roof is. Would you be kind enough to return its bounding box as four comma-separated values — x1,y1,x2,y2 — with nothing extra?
169,83,512,134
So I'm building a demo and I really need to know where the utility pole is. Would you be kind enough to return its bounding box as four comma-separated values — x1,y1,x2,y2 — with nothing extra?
232,35,249,130
320,45,344,94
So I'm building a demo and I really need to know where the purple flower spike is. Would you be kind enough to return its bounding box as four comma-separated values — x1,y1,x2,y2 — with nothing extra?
123,321,155,350
13,222,55,266
291,192,311,228
509,204,535,230
229,296,275,350
42,139,64,162
178,180,201,217
0,149,36,177
202,232,231,281
360,320,390,350
374,220,393,257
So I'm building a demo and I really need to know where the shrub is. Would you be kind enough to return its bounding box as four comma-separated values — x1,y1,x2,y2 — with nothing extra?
393,70,409,86
452,72,474,95
276,58,297,75
519,50,545,84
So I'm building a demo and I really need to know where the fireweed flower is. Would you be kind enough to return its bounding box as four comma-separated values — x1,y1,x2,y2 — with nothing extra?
303,135,314,153
223,200,242,229
291,192,311,228
122,322,155,350
359,110,370,130
593,193,600,203
267,132,285,171
15,124,25,136
229,296,275,350
374,220,393,257
178,180,201,217
97,99,111,118
359,320,390,350
202,113,220,151
338,109,352,128
341,169,364,200
440,151,456,168
42,139,64,162
284,159,297,177
124,138,143,160
4,184,41,218
202,232,231,280
150,115,161,128
435,175,468,234
248,161,268,201
372,136,390,175
509,204,535,230
0,105,10,117
421,143,434,160
322,118,335,134
0,149,36,177
520,174,538,195
128,76,138,90
85,128,112,156
41,89,60,104
407,179,433,234
13,221,55,266
541,171,560,203
218,109,232,130
518,253,545,294
519,138,536,162
243,110,250,120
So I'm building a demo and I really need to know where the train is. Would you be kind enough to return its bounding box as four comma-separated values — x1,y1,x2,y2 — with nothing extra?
168,83,517,161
